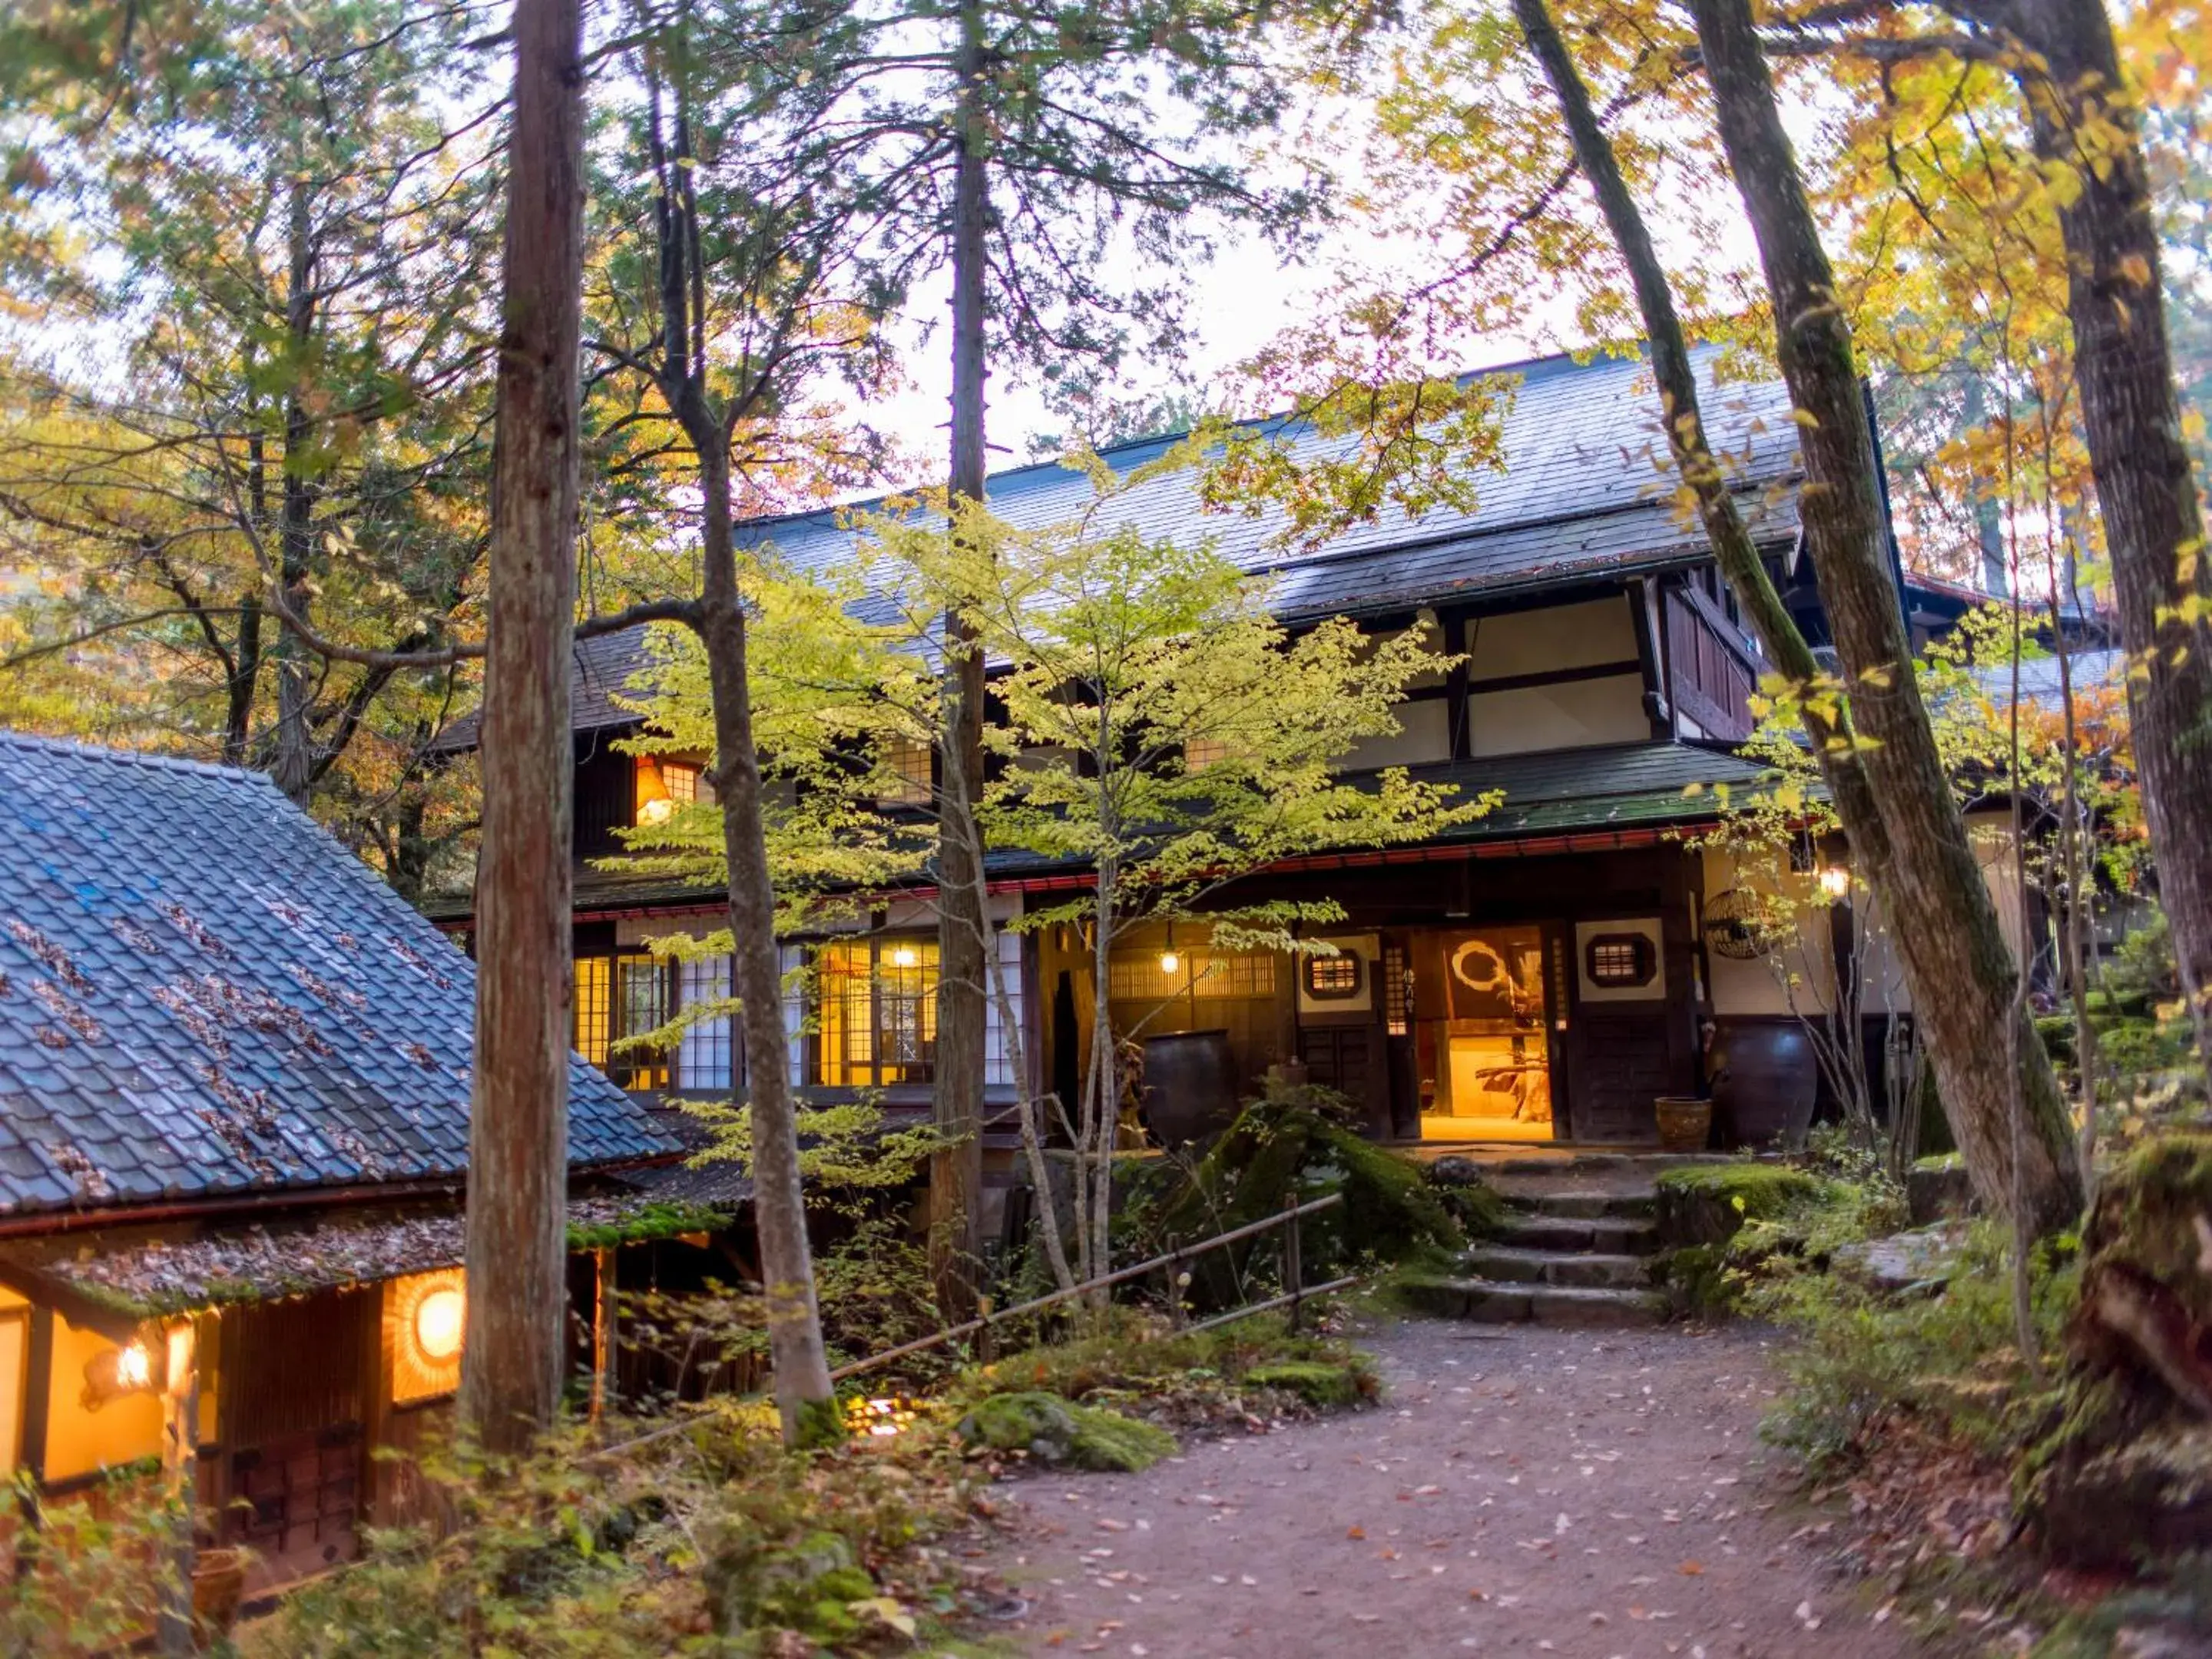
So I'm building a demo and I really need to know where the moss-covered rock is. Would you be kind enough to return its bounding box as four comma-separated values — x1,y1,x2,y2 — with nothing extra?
1137,1081,1463,1308
703,1528,876,1639
1654,1163,1826,1246
1242,1359,1368,1408
955,1390,1177,1472
2018,1134,2212,1567
1065,1406,1181,1472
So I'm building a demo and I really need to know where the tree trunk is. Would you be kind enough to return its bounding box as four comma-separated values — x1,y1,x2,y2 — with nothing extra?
639,52,836,1448
930,0,990,1323
2002,0,2212,1063
459,0,586,1455
694,433,839,1446
1690,0,2085,1233
273,180,319,803
224,592,261,767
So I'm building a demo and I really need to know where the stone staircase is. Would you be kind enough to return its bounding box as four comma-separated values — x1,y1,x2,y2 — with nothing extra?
1405,1159,1672,1328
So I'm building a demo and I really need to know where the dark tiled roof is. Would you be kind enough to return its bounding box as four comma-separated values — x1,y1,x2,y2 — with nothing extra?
435,627,652,753
0,733,676,1224
0,1194,718,1320
1413,741,1785,839
438,347,1800,746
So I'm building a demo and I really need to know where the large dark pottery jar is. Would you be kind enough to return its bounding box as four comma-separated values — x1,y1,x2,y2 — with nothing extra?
1141,1029,1240,1147
1708,1019,1818,1150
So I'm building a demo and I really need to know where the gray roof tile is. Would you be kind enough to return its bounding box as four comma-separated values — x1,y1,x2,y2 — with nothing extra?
0,733,675,1222
438,347,1802,749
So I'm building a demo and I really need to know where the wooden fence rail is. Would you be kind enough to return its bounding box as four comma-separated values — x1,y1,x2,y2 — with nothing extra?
830,1191,1349,1384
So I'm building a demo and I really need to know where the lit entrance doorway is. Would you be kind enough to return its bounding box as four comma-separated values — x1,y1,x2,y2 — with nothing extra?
1411,924,1561,1142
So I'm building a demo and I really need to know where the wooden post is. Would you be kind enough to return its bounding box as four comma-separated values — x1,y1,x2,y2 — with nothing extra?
1164,1250,1187,1330
155,1320,199,1657
591,1247,615,1426
1282,1196,1304,1334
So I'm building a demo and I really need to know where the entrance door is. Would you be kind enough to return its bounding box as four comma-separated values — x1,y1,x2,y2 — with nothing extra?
1415,924,1557,1141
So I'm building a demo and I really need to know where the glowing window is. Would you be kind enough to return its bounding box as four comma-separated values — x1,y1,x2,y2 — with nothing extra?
573,954,672,1088
1584,933,1656,988
815,939,937,1087
1382,942,1411,1036
634,757,702,827
1184,738,1232,773
574,955,611,1065
879,737,932,806
1303,954,1362,999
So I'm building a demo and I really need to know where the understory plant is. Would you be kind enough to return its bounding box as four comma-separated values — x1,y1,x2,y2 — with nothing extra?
1749,1220,2079,1475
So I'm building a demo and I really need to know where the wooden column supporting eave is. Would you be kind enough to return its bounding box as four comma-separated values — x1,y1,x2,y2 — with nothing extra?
155,1319,199,1657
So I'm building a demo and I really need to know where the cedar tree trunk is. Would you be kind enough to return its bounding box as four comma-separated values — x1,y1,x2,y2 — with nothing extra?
459,0,586,1454
930,0,991,1322
2002,0,2212,1061
1690,0,2085,1233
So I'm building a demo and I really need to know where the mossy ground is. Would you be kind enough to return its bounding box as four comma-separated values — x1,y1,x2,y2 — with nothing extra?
950,1310,1379,1435
954,1390,1179,1471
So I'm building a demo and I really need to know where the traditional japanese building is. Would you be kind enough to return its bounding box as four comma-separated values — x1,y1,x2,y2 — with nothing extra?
0,733,682,1591
423,346,2025,1173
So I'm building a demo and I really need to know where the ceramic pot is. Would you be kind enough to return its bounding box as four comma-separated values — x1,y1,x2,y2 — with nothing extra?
1708,1019,1819,1150
192,1548,248,1646
1140,1029,1239,1147
1653,1095,1714,1153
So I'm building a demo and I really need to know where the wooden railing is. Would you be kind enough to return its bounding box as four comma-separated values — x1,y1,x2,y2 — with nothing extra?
830,1191,1358,1383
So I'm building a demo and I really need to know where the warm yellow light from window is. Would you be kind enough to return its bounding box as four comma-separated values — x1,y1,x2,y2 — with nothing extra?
637,796,676,827
847,1396,917,1438
1818,866,1852,900
414,1286,465,1362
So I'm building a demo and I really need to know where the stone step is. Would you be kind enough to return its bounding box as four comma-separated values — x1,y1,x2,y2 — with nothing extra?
1485,1178,1657,1220
1494,1214,1659,1255
1400,1275,1667,1329
1462,1245,1651,1289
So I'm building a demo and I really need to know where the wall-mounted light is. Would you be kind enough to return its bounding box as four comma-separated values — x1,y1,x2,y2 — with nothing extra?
413,1285,466,1363
81,1337,159,1410
1158,922,1180,977
1818,865,1852,901
391,1269,468,1405
889,944,919,970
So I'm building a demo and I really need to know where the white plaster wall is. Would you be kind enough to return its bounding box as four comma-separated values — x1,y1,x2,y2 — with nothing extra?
1700,847,1916,1018
1342,698,1451,770
1469,675,1649,756
1700,847,1837,1017
1464,597,1639,678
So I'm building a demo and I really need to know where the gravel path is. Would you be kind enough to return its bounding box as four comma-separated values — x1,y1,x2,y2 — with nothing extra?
975,1319,1907,1658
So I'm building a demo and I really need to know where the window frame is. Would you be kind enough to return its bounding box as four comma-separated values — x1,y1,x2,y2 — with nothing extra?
810,934,939,1089
1582,932,1657,990
573,949,676,1089
1302,952,1363,1001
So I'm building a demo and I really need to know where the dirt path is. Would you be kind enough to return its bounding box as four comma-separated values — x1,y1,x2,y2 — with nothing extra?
975,1319,1906,1658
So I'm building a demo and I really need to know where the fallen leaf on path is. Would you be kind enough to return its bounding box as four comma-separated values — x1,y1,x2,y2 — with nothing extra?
1678,1561,1704,1576
1346,1525,1366,1540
